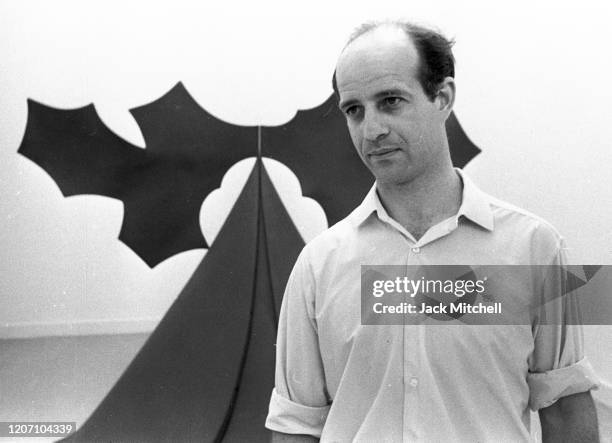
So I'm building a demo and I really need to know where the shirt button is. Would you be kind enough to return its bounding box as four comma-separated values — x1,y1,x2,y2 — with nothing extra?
409,377,419,387
411,247,420,253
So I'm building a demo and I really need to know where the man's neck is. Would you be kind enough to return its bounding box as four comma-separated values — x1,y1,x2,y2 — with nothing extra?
376,167,462,241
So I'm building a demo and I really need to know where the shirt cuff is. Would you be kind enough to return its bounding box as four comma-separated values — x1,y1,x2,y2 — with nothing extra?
265,388,331,437
527,357,601,411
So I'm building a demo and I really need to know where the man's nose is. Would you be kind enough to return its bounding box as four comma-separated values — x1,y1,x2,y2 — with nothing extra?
362,112,389,142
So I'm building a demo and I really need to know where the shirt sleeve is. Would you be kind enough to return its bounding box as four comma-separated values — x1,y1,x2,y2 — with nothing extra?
265,249,331,437
527,239,600,411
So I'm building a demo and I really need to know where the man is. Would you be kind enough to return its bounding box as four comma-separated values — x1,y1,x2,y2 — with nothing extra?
266,21,599,442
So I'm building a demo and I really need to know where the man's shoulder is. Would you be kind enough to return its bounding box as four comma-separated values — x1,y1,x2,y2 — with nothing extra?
301,214,357,259
488,193,561,233
482,191,566,258
287,215,358,284
461,169,564,248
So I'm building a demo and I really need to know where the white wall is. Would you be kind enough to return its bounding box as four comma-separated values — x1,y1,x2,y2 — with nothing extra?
1,0,610,373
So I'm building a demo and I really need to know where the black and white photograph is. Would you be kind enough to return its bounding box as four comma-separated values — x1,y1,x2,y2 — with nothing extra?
1,0,611,441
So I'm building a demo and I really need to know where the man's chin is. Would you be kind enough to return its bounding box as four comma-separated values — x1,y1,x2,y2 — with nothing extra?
373,172,417,188
368,162,413,185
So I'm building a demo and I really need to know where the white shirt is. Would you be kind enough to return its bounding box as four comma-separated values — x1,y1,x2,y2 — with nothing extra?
266,170,599,442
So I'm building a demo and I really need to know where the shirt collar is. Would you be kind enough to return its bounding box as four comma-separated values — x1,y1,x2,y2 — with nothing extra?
455,168,494,231
350,168,494,231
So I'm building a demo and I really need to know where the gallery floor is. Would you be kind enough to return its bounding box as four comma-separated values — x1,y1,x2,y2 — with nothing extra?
2,328,611,442
0,333,149,442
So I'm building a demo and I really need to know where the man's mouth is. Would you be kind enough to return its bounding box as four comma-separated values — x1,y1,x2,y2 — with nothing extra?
368,148,400,158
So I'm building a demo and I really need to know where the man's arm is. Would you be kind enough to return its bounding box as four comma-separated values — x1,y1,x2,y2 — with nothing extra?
271,430,319,443
265,249,330,437
539,391,599,443
530,241,600,442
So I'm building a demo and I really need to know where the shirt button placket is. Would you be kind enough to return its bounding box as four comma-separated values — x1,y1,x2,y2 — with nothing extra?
403,326,419,441
404,248,421,441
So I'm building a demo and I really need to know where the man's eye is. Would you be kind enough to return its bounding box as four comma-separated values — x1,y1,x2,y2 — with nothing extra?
345,106,361,117
382,97,402,107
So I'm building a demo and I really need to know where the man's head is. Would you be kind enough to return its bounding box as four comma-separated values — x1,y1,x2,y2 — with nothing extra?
333,21,455,102
334,21,457,187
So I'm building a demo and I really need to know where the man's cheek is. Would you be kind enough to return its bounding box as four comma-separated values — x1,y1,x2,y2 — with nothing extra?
347,130,362,153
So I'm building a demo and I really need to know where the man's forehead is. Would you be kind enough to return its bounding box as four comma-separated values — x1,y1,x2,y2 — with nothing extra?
338,74,411,102
337,25,417,67
335,28,420,102
336,27,418,78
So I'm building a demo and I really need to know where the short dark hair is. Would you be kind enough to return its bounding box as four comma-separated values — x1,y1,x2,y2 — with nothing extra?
332,21,455,101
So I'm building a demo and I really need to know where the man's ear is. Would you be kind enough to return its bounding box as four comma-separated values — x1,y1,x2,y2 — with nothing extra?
436,76,456,119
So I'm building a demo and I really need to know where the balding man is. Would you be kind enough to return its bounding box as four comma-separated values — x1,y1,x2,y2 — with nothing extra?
266,21,599,442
